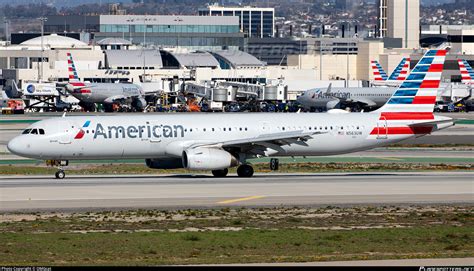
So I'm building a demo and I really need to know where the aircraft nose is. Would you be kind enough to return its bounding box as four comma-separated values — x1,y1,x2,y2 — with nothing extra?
7,137,26,156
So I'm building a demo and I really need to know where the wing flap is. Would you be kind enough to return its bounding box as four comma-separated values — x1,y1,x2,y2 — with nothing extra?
189,130,325,150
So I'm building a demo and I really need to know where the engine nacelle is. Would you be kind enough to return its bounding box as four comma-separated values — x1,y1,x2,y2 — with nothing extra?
182,148,238,170
133,97,147,111
145,158,183,169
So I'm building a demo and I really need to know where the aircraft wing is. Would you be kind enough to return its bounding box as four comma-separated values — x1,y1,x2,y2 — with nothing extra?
187,130,326,156
104,95,128,103
143,90,162,95
346,98,377,107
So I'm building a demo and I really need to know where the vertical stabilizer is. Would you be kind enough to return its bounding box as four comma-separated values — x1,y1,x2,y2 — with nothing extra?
377,49,446,114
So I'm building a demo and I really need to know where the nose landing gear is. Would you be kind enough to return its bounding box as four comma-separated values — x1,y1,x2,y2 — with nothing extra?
46,160,68,179
55,170,66,179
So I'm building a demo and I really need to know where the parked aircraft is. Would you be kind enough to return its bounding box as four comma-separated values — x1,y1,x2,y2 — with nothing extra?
297,58,415,111
64,53,147,112
296,85,397,111
7,49,453,179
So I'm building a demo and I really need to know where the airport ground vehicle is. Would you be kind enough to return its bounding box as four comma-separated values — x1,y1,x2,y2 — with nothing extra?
1,99,25,114
434,101,449,112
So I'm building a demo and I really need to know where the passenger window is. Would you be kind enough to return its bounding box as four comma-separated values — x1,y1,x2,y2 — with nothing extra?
39,129,45,135
22,129,31,134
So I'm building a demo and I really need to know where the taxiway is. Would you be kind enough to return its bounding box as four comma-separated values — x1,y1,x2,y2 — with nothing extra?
1,172,472,212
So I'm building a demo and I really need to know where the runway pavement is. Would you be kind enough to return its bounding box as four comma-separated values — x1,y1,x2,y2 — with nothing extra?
1,172,472,212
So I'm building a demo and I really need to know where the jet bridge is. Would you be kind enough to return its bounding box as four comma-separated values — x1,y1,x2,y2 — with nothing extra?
185,80,288,102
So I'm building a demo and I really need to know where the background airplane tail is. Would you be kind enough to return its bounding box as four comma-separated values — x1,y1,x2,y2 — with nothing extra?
371,60,388,81
67,52,81,83
388,57,411,81
377,49,446,115
458,59,474,84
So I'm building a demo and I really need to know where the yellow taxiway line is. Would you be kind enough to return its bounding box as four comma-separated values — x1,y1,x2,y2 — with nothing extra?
217,195,266,204
379,157,404,161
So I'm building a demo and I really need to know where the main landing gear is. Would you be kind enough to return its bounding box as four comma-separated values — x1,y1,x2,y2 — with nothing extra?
211,164,255,178
237,164,254,178
46,160,68,179
212,168,228,177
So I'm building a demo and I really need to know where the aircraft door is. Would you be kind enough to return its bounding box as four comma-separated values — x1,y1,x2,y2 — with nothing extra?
57,120,72,144
376,116,388,139
148,122,164,156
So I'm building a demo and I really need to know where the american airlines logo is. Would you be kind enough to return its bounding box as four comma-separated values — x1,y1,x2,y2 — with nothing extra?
74,120,91,139
93,122,185,139
312,90,351,99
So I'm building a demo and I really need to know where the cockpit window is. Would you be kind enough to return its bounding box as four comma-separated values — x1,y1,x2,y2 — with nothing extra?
22,128,45,135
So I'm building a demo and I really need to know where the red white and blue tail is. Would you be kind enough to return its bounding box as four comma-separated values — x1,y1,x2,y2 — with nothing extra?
377,49,446,114
458,59,474,84
371,60,389,81
67,52,80,83
388,57,410,81
66,53,88,94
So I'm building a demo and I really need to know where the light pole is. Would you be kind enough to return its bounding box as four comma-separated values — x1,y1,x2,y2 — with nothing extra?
3,18,9,44
38,17,47,82
319,39,323,80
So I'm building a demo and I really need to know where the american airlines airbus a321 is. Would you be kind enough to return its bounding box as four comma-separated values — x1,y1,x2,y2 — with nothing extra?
7,49,454,179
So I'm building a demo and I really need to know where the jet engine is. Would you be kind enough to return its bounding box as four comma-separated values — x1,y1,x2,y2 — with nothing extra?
145,158,184,169
132,97,147,111
182,148,238,170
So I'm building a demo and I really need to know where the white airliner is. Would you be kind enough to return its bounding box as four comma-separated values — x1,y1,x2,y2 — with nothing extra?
64,53,147,112
7,49,454,179
296,85,397,111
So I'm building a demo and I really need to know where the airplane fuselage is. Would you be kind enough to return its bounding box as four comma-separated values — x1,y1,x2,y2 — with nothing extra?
297,87,397,110
7,112,449,161
69,83,144,104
